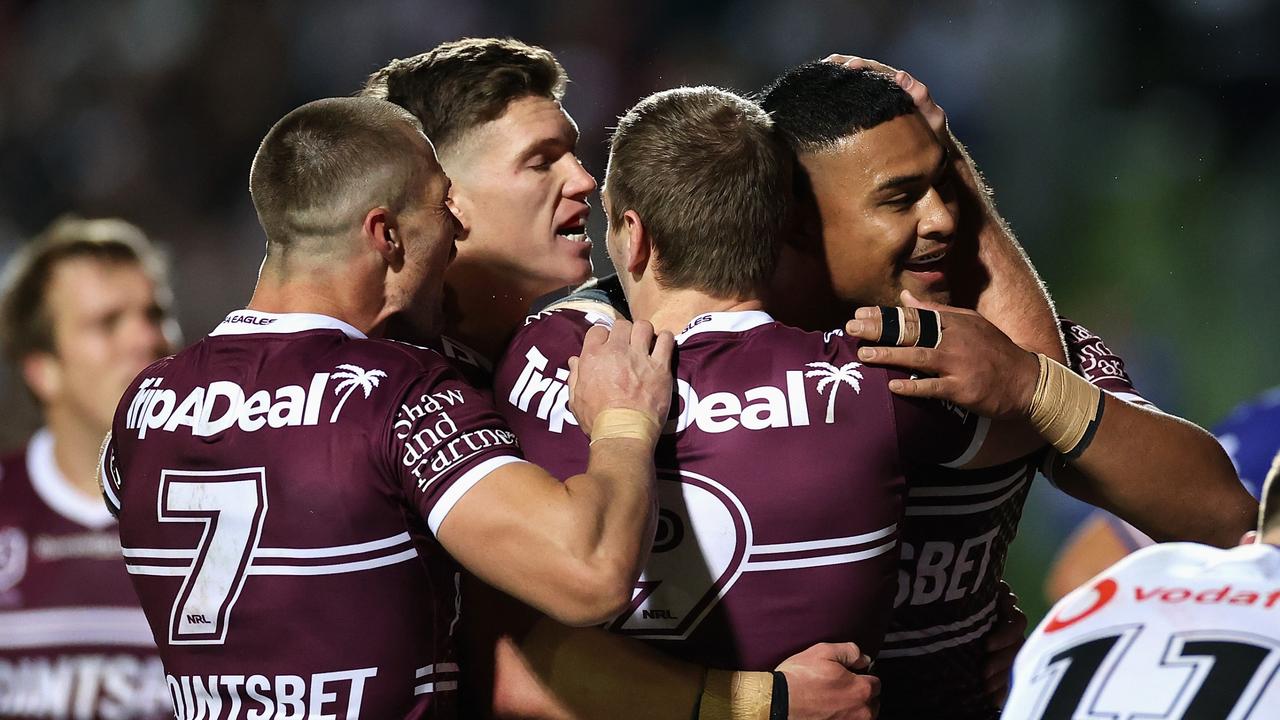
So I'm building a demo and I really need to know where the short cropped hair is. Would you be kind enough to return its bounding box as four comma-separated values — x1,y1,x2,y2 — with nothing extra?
760,62,916,154
362,37,566,154
248,97,427,250
605,87,791,298
0,216,170,363
1260,451,1280,538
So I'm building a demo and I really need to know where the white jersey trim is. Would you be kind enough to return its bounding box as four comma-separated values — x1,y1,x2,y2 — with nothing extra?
675,310,774,345
884,599,998,643
28,428,117,530
123,531,421,576
905,472,1029,517
427,455,528,535
909,466,1026,498
938,415,991,469
0,606,154,649
878,615,997,658
210,310,367,339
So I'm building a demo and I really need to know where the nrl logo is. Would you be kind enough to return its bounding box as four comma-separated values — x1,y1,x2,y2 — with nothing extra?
0,527,28,592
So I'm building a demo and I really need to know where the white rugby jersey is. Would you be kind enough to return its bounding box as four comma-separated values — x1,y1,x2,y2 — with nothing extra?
1005,541,1280,719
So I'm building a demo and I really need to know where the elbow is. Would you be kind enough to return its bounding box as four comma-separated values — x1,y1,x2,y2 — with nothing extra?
545,558,636,627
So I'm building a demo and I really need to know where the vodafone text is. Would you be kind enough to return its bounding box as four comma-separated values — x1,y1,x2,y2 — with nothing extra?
164,668,376,720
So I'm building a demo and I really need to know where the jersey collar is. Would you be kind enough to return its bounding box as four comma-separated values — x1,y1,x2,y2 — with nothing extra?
675,310,774,345
27,428,116,530
211,310,367,340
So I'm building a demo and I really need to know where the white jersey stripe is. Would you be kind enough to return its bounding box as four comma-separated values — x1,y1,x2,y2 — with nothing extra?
877,617,997,659
883,599,998,643
416,662,461,678
253,531,412,558
126,564,189,576
743,539,897,572
0,607,155,649
248,548,418,576
751,524,896,554
908,467,1026,498
414,680,459,695
938,415,991,469
905,475,1028,517
427,456,527,534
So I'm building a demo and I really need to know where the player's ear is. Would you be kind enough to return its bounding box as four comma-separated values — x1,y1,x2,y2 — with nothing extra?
1239,530,1258,546
444,186,471,241
364,207,403,268
621,209,650,275
22,352,61,405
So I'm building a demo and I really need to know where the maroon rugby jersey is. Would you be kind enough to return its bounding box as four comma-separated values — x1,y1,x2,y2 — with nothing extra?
100,311,526,720
0,431,170,719
495,308,984,670
873,317,1152,720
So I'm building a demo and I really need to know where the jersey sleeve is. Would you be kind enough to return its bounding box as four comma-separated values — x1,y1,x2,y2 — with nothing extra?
891,385,990,468
386,362,526,536
493,309,602,478
1060,317,1158,410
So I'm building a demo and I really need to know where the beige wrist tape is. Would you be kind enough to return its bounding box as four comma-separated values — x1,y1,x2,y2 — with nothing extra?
589,407,662,445
699,669,773,720
1028,353,1103,457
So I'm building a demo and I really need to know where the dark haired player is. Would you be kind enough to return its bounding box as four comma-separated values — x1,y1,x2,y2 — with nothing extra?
0,217,176,718
100,96,674,718
491,85,1045,718
757,59,1253,718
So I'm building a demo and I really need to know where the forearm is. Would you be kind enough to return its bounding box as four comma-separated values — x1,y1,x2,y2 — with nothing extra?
1049,396,1256,545
559,437,658,599
950,136,1066,363
493,616,704,720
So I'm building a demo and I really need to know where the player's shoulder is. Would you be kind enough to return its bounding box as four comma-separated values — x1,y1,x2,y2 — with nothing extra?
539,274,631,320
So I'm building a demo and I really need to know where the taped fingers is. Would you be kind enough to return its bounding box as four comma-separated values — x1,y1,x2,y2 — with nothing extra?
874,306,942,348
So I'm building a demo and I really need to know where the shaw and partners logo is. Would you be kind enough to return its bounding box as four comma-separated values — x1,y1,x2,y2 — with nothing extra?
508,345,864,434
125,364,387,438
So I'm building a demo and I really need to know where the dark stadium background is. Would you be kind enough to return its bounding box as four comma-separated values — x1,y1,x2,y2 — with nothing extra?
1,0,1276,625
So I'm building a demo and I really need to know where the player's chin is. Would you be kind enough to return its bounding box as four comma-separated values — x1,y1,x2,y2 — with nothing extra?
901,272,951,305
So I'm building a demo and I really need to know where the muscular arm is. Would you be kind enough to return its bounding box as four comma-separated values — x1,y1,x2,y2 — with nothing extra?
1047,400,1254,545
439,438,659,627
438,320,674,627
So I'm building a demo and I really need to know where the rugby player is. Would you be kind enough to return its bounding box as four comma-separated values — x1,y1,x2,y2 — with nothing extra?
363,38,597,367
1047,385,1279,602
492,86,1048,718
0,217,176,718
100,96,674,718
1004,451,1280,717
363,38,892,717
759,59,1255,717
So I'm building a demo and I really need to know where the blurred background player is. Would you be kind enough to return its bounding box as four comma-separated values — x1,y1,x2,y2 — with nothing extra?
363,38,598,365
759,59,1254,718
102,96,672,718
0,216,176,718
1046,384,1280,601
1004,450,1280,717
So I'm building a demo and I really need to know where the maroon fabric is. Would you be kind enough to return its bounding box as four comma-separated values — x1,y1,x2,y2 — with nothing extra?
495,308,980,670
0,434,171,718
873,317,1150,720
102,311,523,720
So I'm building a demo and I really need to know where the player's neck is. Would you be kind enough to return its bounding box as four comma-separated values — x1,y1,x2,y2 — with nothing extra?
639,288,766,337
443,259,550,363
246,275,386,336
43,408,107,501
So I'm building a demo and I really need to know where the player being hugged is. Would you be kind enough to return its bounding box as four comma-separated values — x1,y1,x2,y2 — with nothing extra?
99,97,672,720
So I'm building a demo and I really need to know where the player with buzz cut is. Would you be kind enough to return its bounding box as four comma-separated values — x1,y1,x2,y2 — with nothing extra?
99,95,675,719
361,38,894,718
755,58,1256,718
1004,450,1280,718
0,217,176,718
491,85,1055,720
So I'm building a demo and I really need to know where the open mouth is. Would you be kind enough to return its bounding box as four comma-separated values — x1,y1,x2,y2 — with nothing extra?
555,222,590,244
903,246,949,272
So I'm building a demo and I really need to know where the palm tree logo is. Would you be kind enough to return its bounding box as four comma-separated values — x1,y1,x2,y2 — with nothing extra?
805,361,864,423
330,364,388,422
